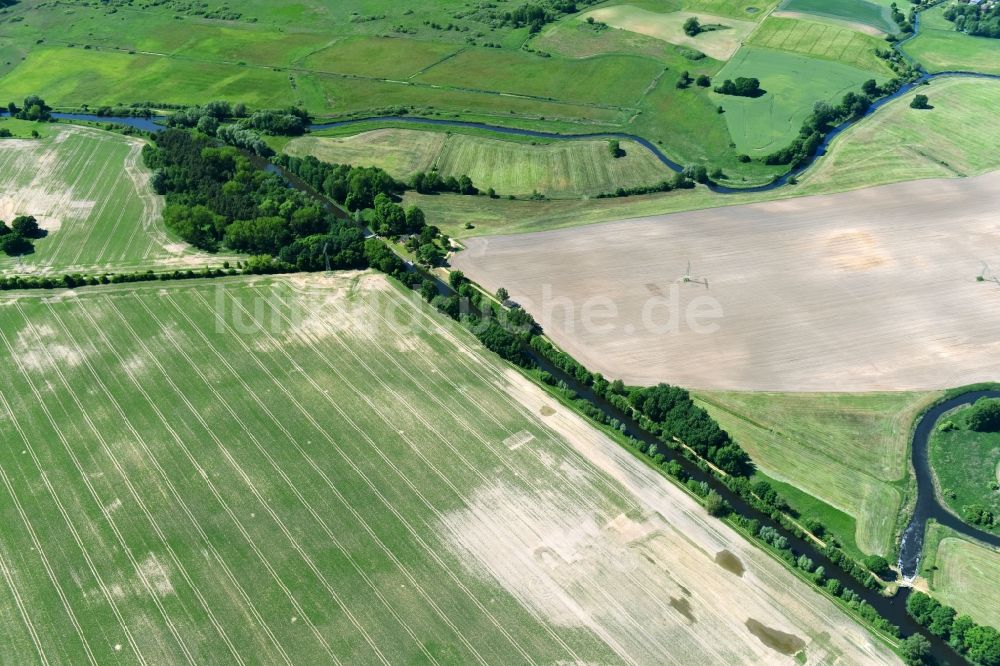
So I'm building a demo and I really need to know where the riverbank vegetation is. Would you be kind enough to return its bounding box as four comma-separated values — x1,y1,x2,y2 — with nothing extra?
930,401,1000,534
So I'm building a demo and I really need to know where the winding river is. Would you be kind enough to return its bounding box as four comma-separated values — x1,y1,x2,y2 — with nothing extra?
898,390,1000,578
18,10,1000,194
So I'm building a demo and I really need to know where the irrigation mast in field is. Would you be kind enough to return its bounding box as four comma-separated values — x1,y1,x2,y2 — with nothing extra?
677,260,709,288
979,261,1000,286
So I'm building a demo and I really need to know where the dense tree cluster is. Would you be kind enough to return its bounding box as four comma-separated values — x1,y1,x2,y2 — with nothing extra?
485,0,602,33
968,398,1000,432
167,101,308,139
714,77,763,97
143,129,363,265
628,384,753,476
7,95,51,122
945,1,1000,38
0,215,44,256
908,592,1000,665
274,154,402,211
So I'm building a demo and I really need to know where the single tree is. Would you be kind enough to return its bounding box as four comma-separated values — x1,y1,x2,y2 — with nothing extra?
496,287,510,302
683,16,702,36
910,94,930,109
900,634,932,666
695,74,710,87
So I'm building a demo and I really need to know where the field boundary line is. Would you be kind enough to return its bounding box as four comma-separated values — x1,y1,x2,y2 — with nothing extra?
67,303,295,666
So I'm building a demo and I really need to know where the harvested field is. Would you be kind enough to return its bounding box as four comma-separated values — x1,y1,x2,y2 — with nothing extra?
0,124,217,275
0,273,898,664
581,5,757,60
454,170,1000,392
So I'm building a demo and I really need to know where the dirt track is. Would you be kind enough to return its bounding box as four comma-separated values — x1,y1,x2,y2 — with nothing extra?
454,171,1000,391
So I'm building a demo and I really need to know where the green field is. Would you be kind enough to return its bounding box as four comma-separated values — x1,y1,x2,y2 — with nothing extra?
922,524,1000,628
713,46,882,155
795,77,1000,192
901,4,1000,75
0,272,893,664
929,404,1000,533
778,0,897,34
414,49,664,107
405,76,1000,238
286,130,673,197
747,17,895,72
694,391,940,555
0,124,217,275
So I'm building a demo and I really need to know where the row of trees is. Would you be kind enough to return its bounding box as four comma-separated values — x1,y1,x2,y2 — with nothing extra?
907,592,1000,665
0,215,44,256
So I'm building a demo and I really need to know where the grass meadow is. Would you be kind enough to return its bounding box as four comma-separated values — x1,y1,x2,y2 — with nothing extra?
693,391,941,555
921,524,1000,628
929,405,1000,533
286,130,673,197
0,273,897,664
778,0,897,34
0,125,215,275
902,4,1000,75
712,46,883,156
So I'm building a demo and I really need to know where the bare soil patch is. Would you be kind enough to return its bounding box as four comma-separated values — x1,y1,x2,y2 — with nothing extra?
455,171,1000,391
437,368,900,663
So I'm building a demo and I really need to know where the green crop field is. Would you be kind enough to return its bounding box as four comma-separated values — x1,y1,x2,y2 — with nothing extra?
712,46,882,156
0,125,216,276
286,130,673,197
901,4,1000,75
694,391,940,555
778,0,897,34
929,404,1000,534
0,273,892,664
747,17,895,73
922,525,1000,628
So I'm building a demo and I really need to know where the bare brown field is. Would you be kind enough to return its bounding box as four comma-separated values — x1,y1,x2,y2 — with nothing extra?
454,170,1000,392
